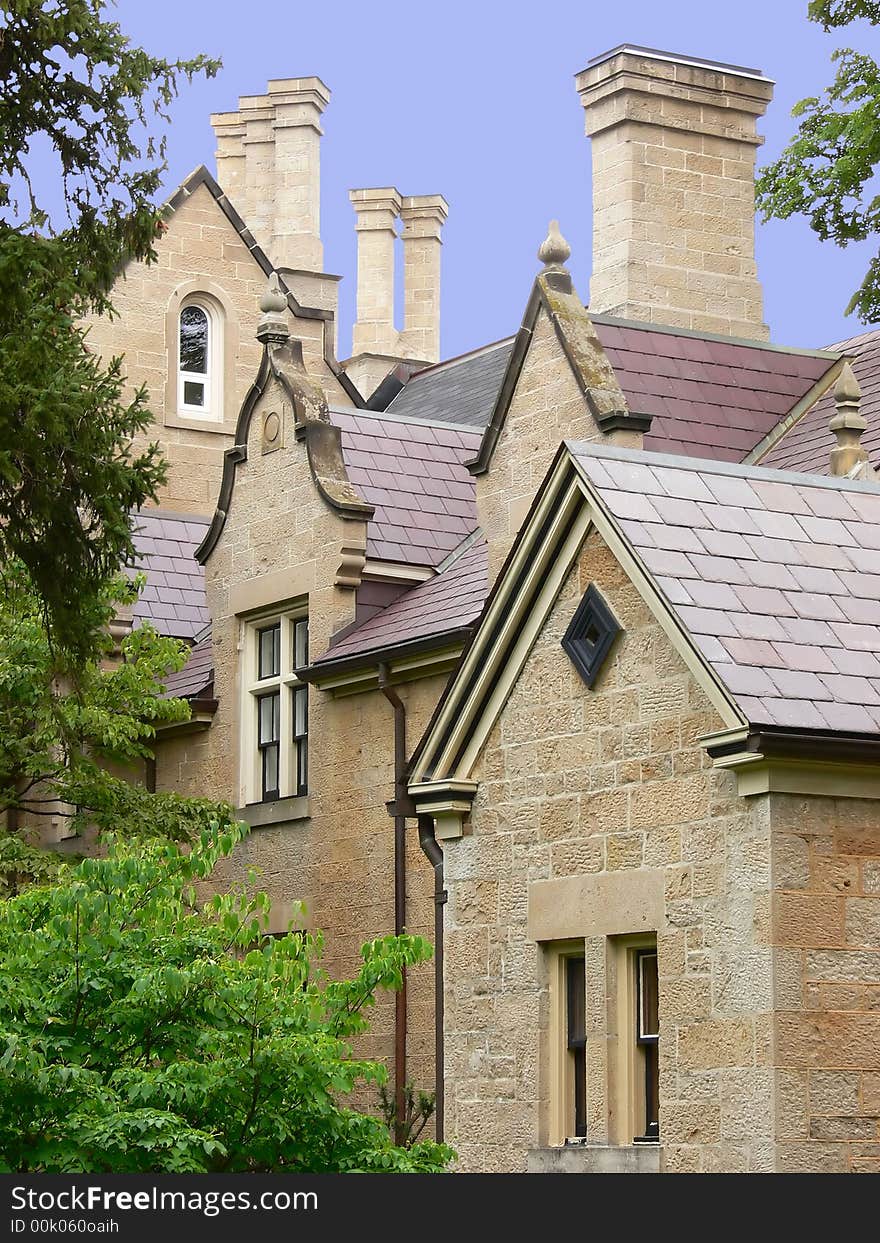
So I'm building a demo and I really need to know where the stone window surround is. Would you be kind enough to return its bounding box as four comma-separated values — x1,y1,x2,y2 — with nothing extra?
531,870,665,1152
164,279,240,435
239,604,309,810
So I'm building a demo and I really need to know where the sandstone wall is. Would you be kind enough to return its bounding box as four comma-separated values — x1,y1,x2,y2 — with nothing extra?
770,793,880,1173
84,181,350,515
443,531,774,1172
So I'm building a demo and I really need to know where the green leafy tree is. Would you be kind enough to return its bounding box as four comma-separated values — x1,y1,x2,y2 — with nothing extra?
757,1,880,322
0,559,236,895
0,821,453,1173
0,2,219,660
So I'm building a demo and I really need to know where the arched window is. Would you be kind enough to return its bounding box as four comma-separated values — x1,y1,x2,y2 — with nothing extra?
178,300,221,416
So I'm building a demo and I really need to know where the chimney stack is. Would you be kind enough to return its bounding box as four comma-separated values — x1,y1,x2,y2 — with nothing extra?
349,187,403,358
576,46,773,340
400,194,449,363
211,77,330,274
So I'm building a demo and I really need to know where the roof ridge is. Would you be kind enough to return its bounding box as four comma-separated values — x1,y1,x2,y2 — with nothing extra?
329,405,484,435
434,527,484,573
399,337,515,383
591,312,842,361
566,438,880,496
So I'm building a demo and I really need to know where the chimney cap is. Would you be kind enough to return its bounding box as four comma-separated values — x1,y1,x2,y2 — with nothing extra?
583,44,772,84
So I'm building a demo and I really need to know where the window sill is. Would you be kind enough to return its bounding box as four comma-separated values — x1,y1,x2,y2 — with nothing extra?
526,1144,661,1174
165,411,236,435
237,795,310,829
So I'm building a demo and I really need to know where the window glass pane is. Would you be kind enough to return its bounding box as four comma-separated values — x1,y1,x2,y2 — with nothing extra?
180,305,208,374
262,743,279,800
294,617,309,668
293,685,308,739
566,955,587,1140
258,692,279,744
296,740,308,794
639,953,659,1040
258,624,280,680
183,380,205,407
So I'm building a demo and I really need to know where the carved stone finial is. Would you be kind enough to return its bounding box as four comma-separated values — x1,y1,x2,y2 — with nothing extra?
829,361,870,478
538,220,571,269
260,270,288,315
257,271,290,344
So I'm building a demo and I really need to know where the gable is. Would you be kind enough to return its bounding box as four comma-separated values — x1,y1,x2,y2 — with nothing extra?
409,448,743,818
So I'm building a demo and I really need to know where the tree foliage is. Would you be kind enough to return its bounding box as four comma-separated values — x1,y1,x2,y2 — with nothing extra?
756,0,880,323
0,559,236,895
0,822,452,1173
0,2,219,660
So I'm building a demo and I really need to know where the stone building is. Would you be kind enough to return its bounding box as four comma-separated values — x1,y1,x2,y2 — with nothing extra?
89,45,880,1172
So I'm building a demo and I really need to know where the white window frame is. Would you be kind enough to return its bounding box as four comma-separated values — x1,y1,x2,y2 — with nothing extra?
241,610,309,806
177,297,222,419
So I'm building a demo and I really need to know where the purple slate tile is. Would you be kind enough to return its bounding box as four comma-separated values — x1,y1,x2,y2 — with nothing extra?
826,648,880,677
767,668,832,701
690,554,752,585
685,580,742,611
798,515,850,544
604,491,663,524
771,642,837,674
743,535,805,565
758,696,828,730
814,701,878,733
721,638,787,669
677,606,740,638
740,560,798,591
750,510,808,542
784,591,846,622
655,576,693,606
703,503,762,535
639,548,696,578
703,473,762,509
830,622,880,653
717,664,778,696
639,522,703,553
837,596,880,626
731,613,789,642
696,635,731,663
650,496,707,528
843,519,880,552
779,616,836,645
697,530,756,560
819,674,880,705
734,585,797,617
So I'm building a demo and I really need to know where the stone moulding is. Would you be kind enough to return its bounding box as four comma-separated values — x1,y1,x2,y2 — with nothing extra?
468,269,650,477
161,165,364,408
196,337,373,573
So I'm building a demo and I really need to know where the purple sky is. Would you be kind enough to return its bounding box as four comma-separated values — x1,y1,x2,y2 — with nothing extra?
113,0,879,360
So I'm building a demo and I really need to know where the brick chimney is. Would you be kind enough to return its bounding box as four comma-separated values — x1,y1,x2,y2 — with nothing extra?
576,46,774,340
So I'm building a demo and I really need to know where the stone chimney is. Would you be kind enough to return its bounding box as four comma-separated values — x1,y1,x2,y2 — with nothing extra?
400,194,449,363
211,77,330,274
349,187,403,359
576,46,774,340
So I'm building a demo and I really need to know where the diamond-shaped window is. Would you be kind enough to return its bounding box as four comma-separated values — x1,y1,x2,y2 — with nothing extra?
561,583,621,688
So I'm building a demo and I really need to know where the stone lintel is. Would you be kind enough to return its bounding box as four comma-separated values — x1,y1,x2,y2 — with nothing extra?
528,869,665,942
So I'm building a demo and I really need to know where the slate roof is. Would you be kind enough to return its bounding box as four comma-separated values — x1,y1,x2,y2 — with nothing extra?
760,329,880,475
384,340,515,428
330,408,481,566
571,441,880,735
130,511,210,640
316,538,488,664
163,634,214,700
595,319,837,463
383,318,838,469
